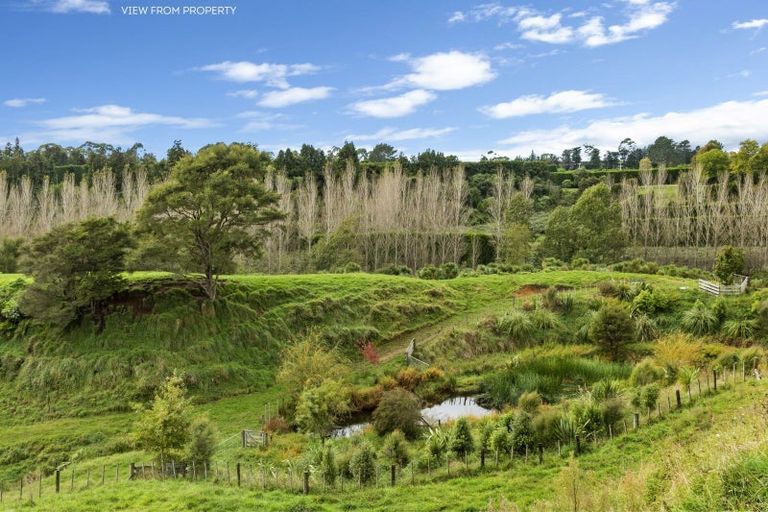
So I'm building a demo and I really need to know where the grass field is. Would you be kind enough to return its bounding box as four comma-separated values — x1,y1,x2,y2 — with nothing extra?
2,269,762,511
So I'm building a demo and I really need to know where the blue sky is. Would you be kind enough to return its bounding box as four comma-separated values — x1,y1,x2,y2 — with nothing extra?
1,0,767,160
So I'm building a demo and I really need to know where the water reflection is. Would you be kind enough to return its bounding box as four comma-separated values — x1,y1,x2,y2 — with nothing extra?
330,396,492,438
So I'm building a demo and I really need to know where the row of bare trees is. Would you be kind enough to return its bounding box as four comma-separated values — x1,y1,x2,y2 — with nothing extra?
0,168,150,240
620,166,768,268
260,164,478,272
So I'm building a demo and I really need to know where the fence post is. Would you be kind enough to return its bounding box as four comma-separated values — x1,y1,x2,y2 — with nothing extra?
714,369,718,390
19,478,23,501
70,467,75,491
633,412,640,429
390,464,396,486
675,389,681,408
55,470,60,493
39,472,42,497
130,463,135,481
171,460,176,479
303,470,310,495
538,443,544,464
608,424,613,440
236,463,241,487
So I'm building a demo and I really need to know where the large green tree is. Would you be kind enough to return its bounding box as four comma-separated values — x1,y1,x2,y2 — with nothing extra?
542,183,625,263
589,301,634,360
138,143,282,300
20,217,132,329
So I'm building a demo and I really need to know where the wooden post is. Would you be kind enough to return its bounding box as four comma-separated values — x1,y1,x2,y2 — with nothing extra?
192,461,196,481
623,419,628,433
55,470,60,493
204,463,208,480
236,463,241,487
538,443,544,464
130,463,136,481
101,465,105,485
39,473,42,497
390,464,396,486
70,468,75,491
733,363,737,385
697,378,702,396
675,389,681,408
633,412,640,429
19,479,23,501
608,424,613,440
714,369,718,391
706,371,710,392
115,464,119,482
303,470,309,495
171,460,176,479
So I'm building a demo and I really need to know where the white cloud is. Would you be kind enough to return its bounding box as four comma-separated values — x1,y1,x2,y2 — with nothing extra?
493,41,525,51
754,91,768,97
227,90,259,99
3,97,47,108
497,98,768,155
30,104,210,144
725,69,752,79
482,90,615,118
350,90,436,118
236,111,300,131
346,126,455,142
449,1,675,47
258,86,333,108
733,19,768,30
449,4,519,24
197,61,320,88
30,0,111,14
395,51,496,90
751,47,766,55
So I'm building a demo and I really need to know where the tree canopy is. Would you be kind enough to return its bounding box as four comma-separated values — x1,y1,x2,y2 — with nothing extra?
138,143,282,300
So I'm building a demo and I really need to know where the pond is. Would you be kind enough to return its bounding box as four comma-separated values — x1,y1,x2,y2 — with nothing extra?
330,396,493,438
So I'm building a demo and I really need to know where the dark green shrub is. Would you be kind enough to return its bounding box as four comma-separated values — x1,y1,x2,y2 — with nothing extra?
371,388,422,438
350,442,377,485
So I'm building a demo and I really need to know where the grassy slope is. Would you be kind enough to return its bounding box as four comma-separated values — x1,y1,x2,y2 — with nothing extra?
0,271,698,483
9,376,766,512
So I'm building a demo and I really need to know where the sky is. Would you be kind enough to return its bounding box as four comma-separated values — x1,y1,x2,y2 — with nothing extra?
1,0,767,160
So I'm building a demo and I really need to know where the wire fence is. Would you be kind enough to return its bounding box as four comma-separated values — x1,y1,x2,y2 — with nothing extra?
1,363,759,505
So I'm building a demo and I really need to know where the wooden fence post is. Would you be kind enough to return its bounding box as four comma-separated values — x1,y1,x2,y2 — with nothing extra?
55,470,60,493
633,412,640,429
538,443,544,464
608,424,613,440
70,467,75,491
303,470,310,495
390,464,396,486
675,389,681,408
236,463,241,487
714,370,718,391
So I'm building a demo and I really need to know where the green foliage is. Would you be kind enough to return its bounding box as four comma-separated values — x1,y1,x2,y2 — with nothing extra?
542,183,626,263
371,388,422,438
517,390,543,413
589,301,634,360
633,313,659,342
450,418,475,461
681,300,719,335
423,427,449,464
320,445,337,486
509,412,535,452
696,148,730,178
277,334,347,403
629,358,665,387
312,219,362,272
719,450,768,509
185,415,217,466
497,310,534,340
630,289,671,316
138,143,282,299
349,442,377,485
381,429,410,467
640,383,660,411
713,246,745,284
133,374,192,461
295,380,351,436
20,217,132,328
498,223,531,265
723,318,758,340
0,238,23,273
489,426,512,456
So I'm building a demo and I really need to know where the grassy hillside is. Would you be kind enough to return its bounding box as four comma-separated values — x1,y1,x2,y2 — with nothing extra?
3,268,761,512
